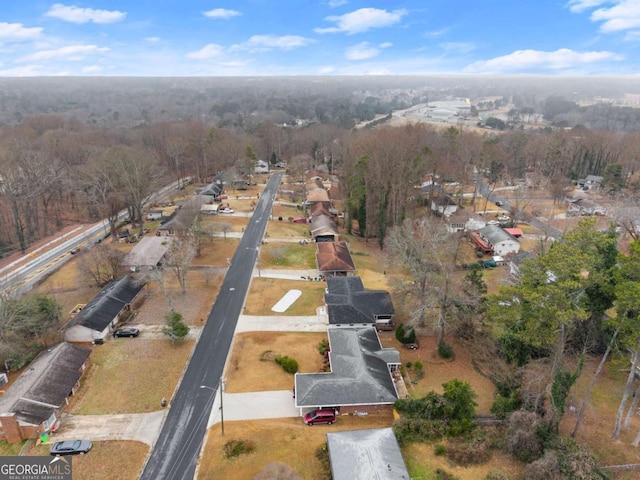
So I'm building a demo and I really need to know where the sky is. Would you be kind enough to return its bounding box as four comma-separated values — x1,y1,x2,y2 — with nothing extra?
0,1,639,76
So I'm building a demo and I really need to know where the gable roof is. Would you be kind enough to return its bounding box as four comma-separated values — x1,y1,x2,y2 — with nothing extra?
479,224,518,245
67,275,144,332
158,196,210,231
325,276,394,325
197,182,223,196
307,187,330,203
295,327,399,408
0,342,91,425
309,202,333,218
122,236,171,268
327,428,410,480
310,216,338,238
316,242,356,273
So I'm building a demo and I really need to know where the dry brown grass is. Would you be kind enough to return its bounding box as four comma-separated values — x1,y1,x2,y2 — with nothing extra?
225,332,327,393
192,238,240,267
31,441,148,480
266,219,310,238
198,413,394,480
243,279,325,316
201,215,248,233
70,339,194,414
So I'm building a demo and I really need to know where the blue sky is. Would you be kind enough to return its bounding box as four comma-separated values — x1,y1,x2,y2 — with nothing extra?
0,1,639,76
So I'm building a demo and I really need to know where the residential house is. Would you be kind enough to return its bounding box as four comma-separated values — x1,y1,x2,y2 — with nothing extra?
327,428,410,480
294,327,400,415
431,195,458,217
566,196,605,216
310,215,339,243
0,342,91,442
324,276,395,330
197,181,224,199
254,159,269,174
64,275,145,343
445,209,486,233
146,209,164,221
306,187,330,205
478,225,520,256
122,236,171,272
584,175,604,190
158,196,210,234
316,242,356,277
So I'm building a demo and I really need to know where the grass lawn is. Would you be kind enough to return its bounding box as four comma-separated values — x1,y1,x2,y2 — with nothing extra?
0,440,25,456
70,339,194,414
31,441,147,480
244,279,325,316
201,215,248,233
259,242,316,270
266,219,310,238
225,332,327,393
191,238,240,267
198,414,394,480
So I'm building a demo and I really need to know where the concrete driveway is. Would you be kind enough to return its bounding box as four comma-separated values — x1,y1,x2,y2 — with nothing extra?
207,390,299,429
52,410,167,446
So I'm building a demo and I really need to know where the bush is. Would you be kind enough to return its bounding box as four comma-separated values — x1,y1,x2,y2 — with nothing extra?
223,439,255,458
393,417,448,445
504,410,545,462
438,341,455,359
490,392,522,419
275,355,299,374
395,323,416,344
317,339,329,355
434,444,446,456
524,452,561,480
435,469,460,480
445,439,491,466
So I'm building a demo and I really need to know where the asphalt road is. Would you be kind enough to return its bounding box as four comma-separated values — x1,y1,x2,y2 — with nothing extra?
139,173,282,480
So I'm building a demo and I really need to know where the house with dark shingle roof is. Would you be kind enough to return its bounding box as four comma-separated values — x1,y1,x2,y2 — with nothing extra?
316,242,356,276
294,328,400,414
64,275,145,342
309,215,339,243
0,342,91,442
327,428,410,480
325,276,395,330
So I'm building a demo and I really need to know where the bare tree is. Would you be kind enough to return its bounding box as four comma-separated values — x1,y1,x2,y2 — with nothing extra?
161,237,196,294
77,243,126,287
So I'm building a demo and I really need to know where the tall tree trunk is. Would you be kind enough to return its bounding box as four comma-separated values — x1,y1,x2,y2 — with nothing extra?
613,341,640,440
572,328,619,437
623,384,640,429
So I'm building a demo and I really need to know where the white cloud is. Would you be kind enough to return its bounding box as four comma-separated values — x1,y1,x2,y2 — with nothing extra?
186,43,224,59
328,0,348,7
145,37,161,43
566,0,609,13
240,35,316,51
315,8,407,35
591,1,640,32
0,22,43,42
439,42,475,53
46,4,126,24
18,45,110,62
203,8,242,19
81,65,103,73
424,27,451,38
465,48,624,73
345,42,379,60
379,42,393,48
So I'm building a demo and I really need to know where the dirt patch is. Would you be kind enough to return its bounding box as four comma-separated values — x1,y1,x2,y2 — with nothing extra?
225,332,327,393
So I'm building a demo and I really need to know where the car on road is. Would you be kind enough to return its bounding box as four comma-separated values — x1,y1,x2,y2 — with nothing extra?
494,200,504,207
219,207,234,214
487,220,499,225
303,409,336,426
113,327,140,338
50,440,92,456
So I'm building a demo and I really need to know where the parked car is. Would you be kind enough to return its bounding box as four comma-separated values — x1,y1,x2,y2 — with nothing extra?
219,207,234,214
304,409,336,426
497,215,510,222
50,440,92,456
494,200,504,207
217,194,228,200
487,220,499,225
113,327,140,338
292,217,307,224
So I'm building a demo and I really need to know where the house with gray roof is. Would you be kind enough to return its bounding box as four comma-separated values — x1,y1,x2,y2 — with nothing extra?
294,327,400,414
327,428,410,480
0,342,91,442
65,275,145,342
325,276,395,330
122,236,171,271
478,224,520,256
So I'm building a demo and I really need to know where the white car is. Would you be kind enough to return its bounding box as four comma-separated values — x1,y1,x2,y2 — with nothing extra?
497,215,510,222
487,220,499,225
219,207,234,214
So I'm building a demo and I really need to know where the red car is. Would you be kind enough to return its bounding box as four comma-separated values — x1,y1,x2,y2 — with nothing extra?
292,217,307,224
217,194,228,200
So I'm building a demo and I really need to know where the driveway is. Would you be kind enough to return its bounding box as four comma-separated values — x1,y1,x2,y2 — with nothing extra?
236,314,328,333
207,390,299,429
52,410,167,446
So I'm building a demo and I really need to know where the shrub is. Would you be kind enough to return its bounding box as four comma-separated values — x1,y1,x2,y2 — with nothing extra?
504,410,544,462
524,452,561,480
490,392,522,419
413,361,423,371
223,439,255,458
315,443,331,480
393,417,448,445
275,355,299,374
438,341,455,359
395,323,416,344
434,444,446,456
445,439,491,466
435,469,460,480
317,339,329,355
405,361,413,369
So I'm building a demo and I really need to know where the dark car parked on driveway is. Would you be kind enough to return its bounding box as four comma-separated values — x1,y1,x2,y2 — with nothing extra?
50,440,92,456
113,327,140,338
